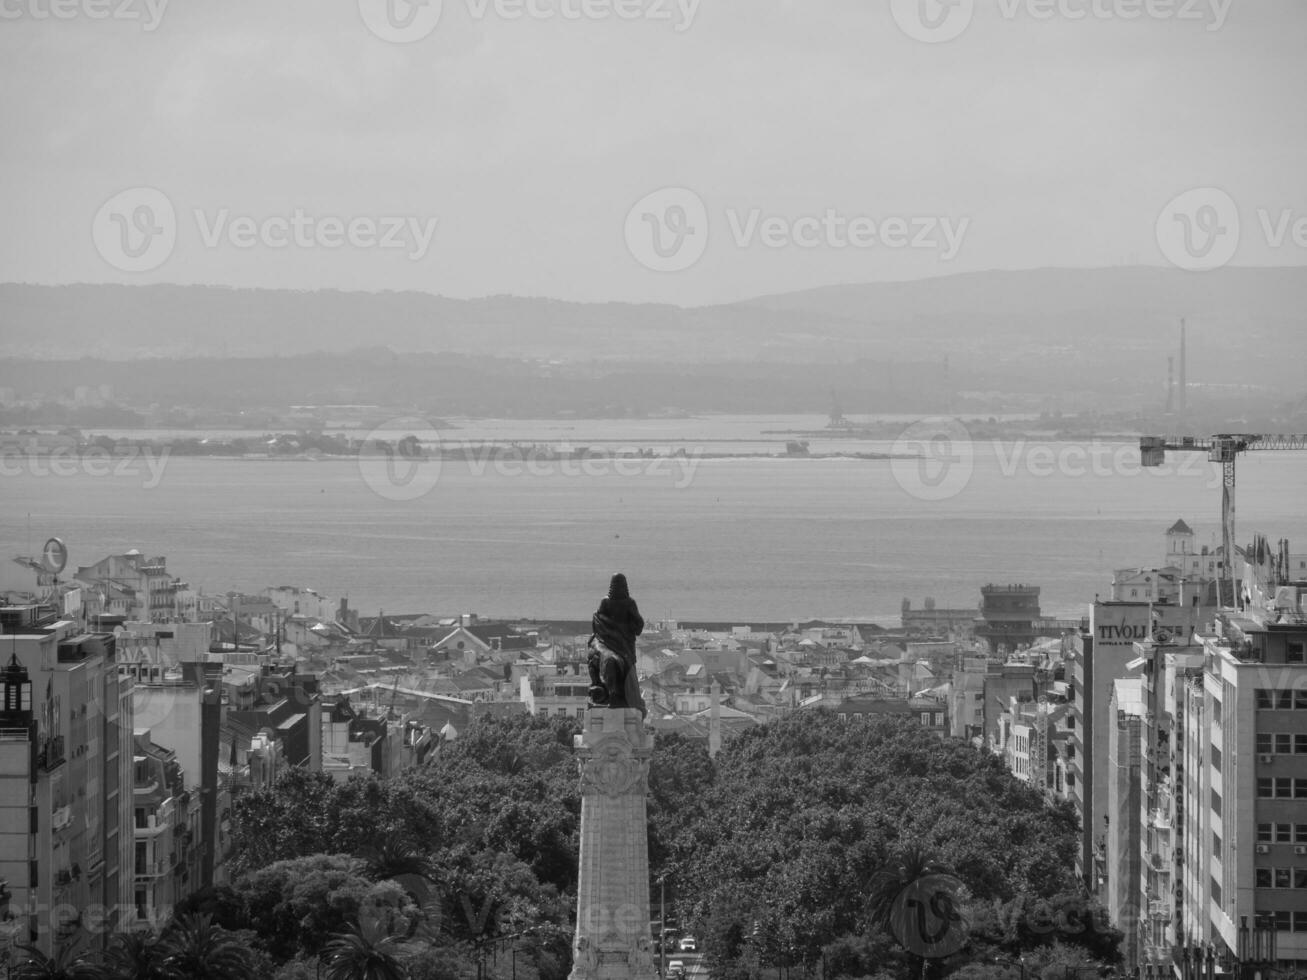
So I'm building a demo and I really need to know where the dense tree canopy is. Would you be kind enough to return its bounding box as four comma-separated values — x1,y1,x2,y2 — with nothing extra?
212,711,1118,980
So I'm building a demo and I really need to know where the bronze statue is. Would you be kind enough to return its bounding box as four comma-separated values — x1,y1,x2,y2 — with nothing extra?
587,573,646,717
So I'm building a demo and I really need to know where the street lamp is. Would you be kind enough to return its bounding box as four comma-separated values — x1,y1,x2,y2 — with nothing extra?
993,955,1027,980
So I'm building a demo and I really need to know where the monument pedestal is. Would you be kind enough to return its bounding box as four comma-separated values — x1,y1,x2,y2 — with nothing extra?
570,708,658,980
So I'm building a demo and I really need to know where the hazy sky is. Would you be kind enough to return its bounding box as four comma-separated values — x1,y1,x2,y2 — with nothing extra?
2,0,1304,305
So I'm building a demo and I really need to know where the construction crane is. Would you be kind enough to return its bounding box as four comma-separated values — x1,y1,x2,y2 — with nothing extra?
1140,434,1307,605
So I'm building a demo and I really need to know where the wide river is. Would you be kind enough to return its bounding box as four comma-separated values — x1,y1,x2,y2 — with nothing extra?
3,416,1304,624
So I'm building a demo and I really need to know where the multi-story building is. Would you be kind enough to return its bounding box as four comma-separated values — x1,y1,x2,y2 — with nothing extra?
0,606,134,958
1169,614,1307,976
124,660,223,890
74,552,193,624
1068,601,1200,891
130,731,198,930
976,584,1043,655
520,659,591,720
1107,678,1145,970
1136,635,1206,978
321,697,403,781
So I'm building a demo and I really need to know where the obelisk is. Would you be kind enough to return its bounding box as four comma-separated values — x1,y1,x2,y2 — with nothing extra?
570,707,658,980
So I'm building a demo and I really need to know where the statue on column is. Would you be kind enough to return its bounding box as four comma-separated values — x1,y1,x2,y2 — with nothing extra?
586,573,646,718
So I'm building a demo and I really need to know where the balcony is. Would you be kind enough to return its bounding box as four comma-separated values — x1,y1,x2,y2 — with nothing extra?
134,859,171,879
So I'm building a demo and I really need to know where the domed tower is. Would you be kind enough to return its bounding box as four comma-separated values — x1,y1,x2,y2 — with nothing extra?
1165,519,1195,561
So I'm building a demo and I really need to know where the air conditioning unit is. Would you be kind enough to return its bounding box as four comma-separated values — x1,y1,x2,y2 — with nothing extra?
1259,754,1274,764
1296,845,1307,856
1256,844,1270,854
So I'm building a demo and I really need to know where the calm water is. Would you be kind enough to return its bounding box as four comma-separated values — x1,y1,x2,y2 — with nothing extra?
4,418,1306,623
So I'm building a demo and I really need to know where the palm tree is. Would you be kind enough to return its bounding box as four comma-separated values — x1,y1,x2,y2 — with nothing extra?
320,920,411,980
156,913,256,980
104,931,166,980
356,833,435,887
867,845,966,980
10,943,106,980
867,845,953,930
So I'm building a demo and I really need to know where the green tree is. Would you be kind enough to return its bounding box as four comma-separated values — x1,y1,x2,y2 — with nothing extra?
10,944,106,980
104,931,167,980
156,913,257,980
320,920,412,980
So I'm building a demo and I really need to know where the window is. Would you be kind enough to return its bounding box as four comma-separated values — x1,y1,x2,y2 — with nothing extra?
1295,911,1307,933
1298,779,1307,799
1297,734,1307,754
1280,691,1295,710
1211,745,1222,770
1288,642,1305,664
934,712,944,726
1259,779,1274,798
1211,878,1222,905
1279,824,1294,843
1212,699,1222,725
1213,833,1222,859
1298,824,1307,844
1276,868,1292,889
1258,733,1274,753
1257,868,1273,888
1278,733,1294,754
920,713,930,725
1259,823,1273,842
1297,690,1307,710
1258,690,1274,709
1275,911,1292,932
1296,869,1307,889
1277,778,1293,798
1211,789,1222,813
838,713,848,723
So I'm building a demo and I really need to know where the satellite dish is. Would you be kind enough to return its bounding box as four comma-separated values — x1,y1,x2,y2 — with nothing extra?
41,537,68,575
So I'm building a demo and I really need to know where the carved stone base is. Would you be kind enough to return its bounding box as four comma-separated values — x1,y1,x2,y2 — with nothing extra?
569,709,658,980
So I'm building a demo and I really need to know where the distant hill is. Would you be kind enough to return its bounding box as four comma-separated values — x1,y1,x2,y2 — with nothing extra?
1,267,1304,410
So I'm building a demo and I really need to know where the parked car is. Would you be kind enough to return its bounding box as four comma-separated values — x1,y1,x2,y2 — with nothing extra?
678,936,698,952
667,960,686,978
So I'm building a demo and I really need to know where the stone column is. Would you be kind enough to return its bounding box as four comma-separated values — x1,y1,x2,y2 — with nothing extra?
570,708,658,980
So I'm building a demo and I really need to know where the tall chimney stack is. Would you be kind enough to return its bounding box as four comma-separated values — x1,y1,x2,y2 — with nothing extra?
1178,319,1187,419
